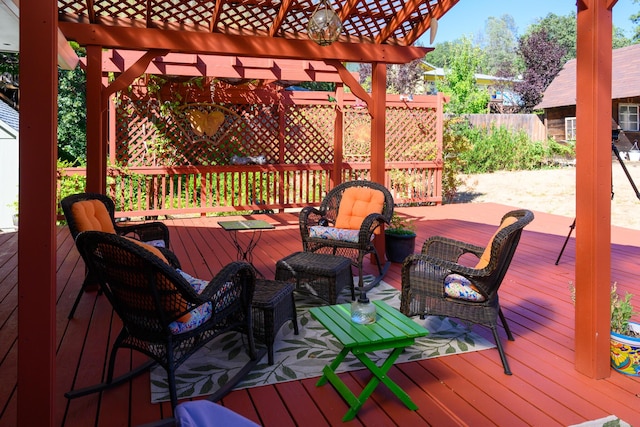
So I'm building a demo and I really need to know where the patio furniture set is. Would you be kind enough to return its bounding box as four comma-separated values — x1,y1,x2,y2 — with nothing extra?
59,181,533,421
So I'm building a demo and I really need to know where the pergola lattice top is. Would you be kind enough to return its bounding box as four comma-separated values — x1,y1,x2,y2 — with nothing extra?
57,0,458,47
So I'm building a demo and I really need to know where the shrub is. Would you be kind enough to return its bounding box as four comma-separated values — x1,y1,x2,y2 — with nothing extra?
459,124,574,174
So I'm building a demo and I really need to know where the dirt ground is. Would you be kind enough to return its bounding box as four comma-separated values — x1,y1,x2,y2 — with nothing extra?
454,159,640,231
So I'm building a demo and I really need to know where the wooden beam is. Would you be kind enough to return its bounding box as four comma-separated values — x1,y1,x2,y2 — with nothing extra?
325,59,372,114
18,1,58,426
58,23,429,64
574,0,613,379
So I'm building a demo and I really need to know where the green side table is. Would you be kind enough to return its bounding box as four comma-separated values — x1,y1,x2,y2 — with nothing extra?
310,301,428,421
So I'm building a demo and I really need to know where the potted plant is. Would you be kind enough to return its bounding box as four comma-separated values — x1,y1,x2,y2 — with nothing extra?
384,213,417,263
571,282,640,376
609,283,640,376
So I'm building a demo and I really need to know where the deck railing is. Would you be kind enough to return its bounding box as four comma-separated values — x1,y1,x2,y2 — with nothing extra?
59,162,442,218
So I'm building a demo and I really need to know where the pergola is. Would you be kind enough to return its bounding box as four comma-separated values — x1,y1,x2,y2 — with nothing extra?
17,1,615,425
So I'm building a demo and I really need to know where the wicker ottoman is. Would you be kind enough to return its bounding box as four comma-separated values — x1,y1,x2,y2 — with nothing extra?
252,279,298,365
275,252,354,304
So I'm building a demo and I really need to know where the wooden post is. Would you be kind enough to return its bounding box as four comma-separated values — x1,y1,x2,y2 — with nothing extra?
86,45,106,193
17,2,58,425
333,84,344,186
370,63,387,262
574,0,613,378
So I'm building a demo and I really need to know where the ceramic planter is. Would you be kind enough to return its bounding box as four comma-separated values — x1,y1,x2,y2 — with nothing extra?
384,232,416,263
610,321,640,376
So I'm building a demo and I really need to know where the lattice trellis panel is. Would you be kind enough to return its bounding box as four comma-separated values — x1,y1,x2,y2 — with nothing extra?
283,105,335,164
344,107,372,162
385,106,439,162
343,106,439,163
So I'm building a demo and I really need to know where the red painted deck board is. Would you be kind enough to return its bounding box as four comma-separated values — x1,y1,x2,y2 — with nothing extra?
2,203,640,426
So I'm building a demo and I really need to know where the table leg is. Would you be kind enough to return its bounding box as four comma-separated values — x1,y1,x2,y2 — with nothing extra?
316,345,418,421
229,230,263,262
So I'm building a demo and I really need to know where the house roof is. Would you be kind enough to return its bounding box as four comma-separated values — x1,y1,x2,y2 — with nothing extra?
537,43,640,109
0,98,18,133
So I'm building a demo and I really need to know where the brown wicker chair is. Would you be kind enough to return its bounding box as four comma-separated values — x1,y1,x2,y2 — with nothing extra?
299,180,394,292
61,192,171,318
65,231,258,410
400,209,534,375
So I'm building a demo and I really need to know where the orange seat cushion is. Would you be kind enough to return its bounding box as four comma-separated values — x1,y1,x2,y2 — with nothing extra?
334,187,385,230
474,216,518,269
71,200,116,234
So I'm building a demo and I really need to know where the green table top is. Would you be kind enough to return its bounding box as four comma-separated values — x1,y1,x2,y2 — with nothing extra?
310,300,428,348
218,220,275,231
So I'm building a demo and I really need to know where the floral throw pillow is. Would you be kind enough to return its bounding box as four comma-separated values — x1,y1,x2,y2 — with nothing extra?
444,274,486,302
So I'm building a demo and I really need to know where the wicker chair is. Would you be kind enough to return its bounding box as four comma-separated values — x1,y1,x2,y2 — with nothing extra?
66,231,258,410
400,209,534,375
299,180,394,292
61,192,171,318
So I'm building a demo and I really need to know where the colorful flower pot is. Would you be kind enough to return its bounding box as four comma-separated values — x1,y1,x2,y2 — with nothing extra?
610,321,640,376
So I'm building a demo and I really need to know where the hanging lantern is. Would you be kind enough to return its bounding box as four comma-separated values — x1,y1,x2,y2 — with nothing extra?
308,0,342,46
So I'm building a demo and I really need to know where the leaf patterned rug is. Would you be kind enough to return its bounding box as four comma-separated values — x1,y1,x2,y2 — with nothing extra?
150,280,495,403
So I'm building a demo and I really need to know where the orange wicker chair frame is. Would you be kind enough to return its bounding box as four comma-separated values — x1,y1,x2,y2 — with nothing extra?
400,209,534,375
299,180,394,292
66,231,258,410
61,192,171,318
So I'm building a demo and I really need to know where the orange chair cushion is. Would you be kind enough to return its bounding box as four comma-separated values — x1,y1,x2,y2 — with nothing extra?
124,237,169,264
334,187,385,230
71,200,116,234
474,216,518,269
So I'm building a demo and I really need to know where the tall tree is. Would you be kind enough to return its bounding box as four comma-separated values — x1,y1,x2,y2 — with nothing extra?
480,15,519,76
514,29,566,112
631,0,640,42
437,37,490,114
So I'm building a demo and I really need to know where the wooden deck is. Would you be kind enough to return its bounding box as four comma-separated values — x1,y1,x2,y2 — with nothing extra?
2,203,640,426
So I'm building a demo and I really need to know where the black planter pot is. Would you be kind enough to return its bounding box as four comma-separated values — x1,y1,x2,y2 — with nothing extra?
384,232,416,263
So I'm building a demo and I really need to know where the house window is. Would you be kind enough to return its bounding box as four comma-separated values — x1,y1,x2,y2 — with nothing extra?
565,117,576,141
619,104,640,131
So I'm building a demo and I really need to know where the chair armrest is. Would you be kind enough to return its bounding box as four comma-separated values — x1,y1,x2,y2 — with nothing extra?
299,206,326,236
116,221,170,247
357,212,388,244
199,261,256,306
402,252,490,281
421,235,484,262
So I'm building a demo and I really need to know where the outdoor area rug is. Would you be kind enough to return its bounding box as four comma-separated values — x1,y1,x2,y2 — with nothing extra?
150,280,496,403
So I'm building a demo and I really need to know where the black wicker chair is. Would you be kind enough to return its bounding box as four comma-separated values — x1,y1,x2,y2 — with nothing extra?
61,192,171,318
400,209,534,375
299,180,394,292
66,231,258,410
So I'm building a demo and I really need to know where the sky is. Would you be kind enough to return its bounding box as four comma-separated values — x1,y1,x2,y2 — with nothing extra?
418,0,638,45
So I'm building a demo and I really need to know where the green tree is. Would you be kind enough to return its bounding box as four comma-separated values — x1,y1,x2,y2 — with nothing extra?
437,37,490,114
57,44,87,165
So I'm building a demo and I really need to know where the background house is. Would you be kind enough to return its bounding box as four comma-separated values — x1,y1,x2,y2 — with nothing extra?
537,43,640,151
0,98,18,231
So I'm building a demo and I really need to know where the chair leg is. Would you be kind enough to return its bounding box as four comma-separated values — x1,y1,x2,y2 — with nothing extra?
498,308,515,341
490,325,512,375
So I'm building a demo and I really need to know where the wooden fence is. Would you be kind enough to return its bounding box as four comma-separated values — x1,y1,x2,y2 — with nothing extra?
59,161,441,219
463,113,547,142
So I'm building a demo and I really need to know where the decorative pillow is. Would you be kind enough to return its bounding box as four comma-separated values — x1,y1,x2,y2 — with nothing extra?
71,200,116,234
444,274,486,302
474,216,518,269
168,269,213,333
309,226,359,243
145,239,166,248
334,187,385,230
